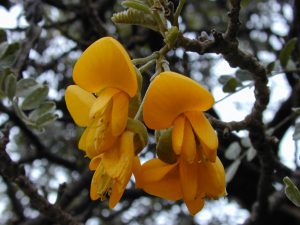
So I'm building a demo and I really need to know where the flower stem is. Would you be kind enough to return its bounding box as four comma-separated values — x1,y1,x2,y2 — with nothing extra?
174,0,186,27
138,59,156,73
132,52,159,65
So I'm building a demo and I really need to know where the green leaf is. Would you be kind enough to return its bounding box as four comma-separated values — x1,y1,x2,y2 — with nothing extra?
246,147,257,161
21,85,49,110
266,61,276,74
35,113,58,126
224,142,241,160
279,38,298,68
226,159,241,184
235,69,252,81
16,78,40,97
122,0,151,14
283,176,300,207
156,128,177,164
223,77,240,93
0,42,20,68
293,123,300,140
218,75,232,84
4,73,16,100
29,101,56,121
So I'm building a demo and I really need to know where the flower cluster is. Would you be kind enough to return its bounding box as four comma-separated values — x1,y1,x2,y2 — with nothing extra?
65,37,225,215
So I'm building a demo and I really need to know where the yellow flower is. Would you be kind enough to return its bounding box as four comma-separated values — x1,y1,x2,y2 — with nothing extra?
89,131,141,208
143,71,218,163
135,156,226,215
65,37,138,158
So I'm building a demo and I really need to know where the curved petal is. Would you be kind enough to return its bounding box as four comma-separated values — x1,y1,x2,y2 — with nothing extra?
89,88,120,119
102,131,134,185
110,91,129,136
179,159,198,201
200,143,217,163
132,156,142,188
197,157,226,198
140,158,178,183
185,197,205,216
141,167,183,201
143,72,214,129
78,128,88,151
89,155,102,171
181,120,197,163
90,164,102,200
73,37,137,97
109,182,124,208
185,111,218,150
65,85,95,126
172,115,185,155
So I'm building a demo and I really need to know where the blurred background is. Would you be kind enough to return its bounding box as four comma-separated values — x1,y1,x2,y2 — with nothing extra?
0,0,299,224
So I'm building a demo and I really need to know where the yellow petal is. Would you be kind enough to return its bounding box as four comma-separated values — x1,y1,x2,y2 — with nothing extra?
132,156,142,188
185,197,205,216
185,111,218,151
78,128,88,151
197,157,226,198
90,164,102,200
110,91,129,136
140,158,178,183
102,131,134,185
172,115,185,155
141,166,183,200
73,37,137,97
179,159,198,201
200,143,217,163
89,155,102,171
109,182,124,208
143,72,214,129
181,120,197,163
65,85,95,127
89,88,120,119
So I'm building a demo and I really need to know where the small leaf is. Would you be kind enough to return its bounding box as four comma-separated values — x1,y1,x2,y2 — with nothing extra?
0,70,9,92
0,42,20,68
283,176,300,207
266,61,276,74
4,73,16,100
246,147,257,161
218,75,232,84
279,38,298,68
29,101,56,121
122,0,151,14
16,78,39,97
293,123,300,141
225,142,241,160
21,85,49,110
235,69,252,81
226,159,241,184
156,128,177,164
35,113,58,126
223,77,240,93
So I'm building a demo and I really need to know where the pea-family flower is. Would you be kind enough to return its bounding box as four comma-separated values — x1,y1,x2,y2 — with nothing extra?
89,131,141,208
65,37,138,158
135,156,226,215
143,71,218,163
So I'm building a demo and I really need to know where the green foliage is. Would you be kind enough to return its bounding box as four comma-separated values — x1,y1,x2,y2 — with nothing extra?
283,176,300,207
112,9,158,31
0,42,20,69
21,85,49,110
279,38,298,68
